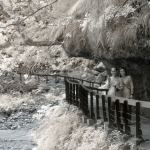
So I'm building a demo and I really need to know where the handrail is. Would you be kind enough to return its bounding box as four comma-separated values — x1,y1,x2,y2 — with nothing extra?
27,73,102,85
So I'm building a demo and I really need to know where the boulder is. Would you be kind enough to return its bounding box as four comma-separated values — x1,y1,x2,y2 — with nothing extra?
95,71,107,83
94,62,106,72
91,69,99,75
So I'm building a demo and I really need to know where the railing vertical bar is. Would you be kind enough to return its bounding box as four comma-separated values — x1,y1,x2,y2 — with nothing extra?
73,84,75,104
115,99,122,132
76,84,79,106
67,79,69,102
102,95,108,122
136,102,143,145
70,83,73,104
65,78,67,102
68,82,70,103
124,101,130,135
96,95,100,120
83,88,88,115
79,85,81,109
65,78,69,102
90,92,94,119
108,97,113,128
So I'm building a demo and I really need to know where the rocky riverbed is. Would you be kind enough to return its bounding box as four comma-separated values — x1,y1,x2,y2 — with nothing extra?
0,94,59,150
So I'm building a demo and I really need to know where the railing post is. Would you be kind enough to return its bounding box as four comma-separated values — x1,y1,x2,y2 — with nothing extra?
65,78,69,102
68,82,71,103
79,86,84,110
136,102,143,145
83,88,88,115
95,95,100,120
90,92,95,119
79,85,82,109
73,84,75,104
70,83,73,104
76,84,79,106
115,99,122,132
108,97,113,128
102,95,108,122
124,101,131,135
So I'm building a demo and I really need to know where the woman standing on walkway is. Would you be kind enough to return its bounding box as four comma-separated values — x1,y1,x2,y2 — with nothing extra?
119,67,134,124
119,67,134,99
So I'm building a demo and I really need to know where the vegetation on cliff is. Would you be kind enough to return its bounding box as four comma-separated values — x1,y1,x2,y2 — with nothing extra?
0,0,150,75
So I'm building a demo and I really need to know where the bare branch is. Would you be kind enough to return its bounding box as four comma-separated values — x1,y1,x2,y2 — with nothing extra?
20,27,61,46
24,38,61,46
135,1,149,12
122,0,129,7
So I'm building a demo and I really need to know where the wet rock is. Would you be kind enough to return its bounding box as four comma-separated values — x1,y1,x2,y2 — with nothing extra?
94,62,106,72
91,70,99,75
95,74,106,83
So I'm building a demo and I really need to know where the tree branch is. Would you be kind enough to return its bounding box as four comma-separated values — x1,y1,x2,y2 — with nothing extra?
20,29,60,46
135,1,149,12
24,38,61,46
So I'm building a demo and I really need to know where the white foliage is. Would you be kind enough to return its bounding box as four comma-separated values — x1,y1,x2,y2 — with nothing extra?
0,56,18,73
33,98,123,150
104,4,135,23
